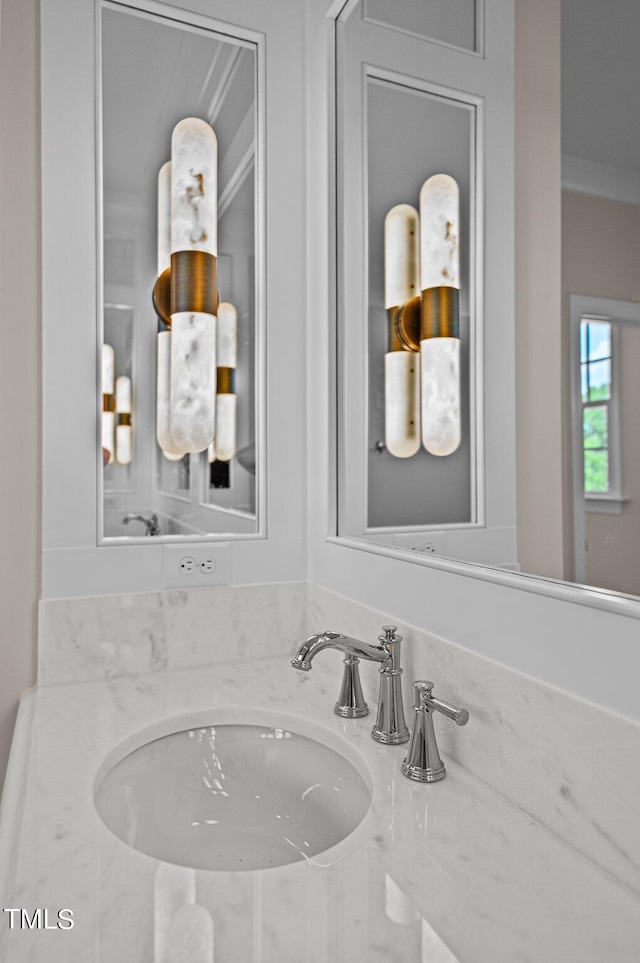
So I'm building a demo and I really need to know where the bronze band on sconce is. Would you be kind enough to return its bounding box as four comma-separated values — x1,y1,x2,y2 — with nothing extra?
171,250,218,316
103,393,116,412
118,413,132,427
217,367,235,395
421,286,460,340
152,251,219,327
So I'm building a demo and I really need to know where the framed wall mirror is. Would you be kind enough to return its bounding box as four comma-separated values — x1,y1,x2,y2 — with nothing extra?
99,1,263,541
334,0,640,611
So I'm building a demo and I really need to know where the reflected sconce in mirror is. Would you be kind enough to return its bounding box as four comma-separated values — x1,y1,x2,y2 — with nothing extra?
384,174,462,458
102,347,134,467
208,301,237,464
154,118,219,456
384,205,421,458
419,174,461,457
102,344,115,464
115,375,133,465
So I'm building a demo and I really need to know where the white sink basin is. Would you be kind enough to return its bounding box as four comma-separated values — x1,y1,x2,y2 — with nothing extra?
94,723,371,871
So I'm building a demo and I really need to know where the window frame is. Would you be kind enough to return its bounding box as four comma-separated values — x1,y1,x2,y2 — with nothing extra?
578,318,622,507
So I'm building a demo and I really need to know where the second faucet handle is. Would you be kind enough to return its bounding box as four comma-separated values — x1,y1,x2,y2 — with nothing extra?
416,681,469,727
402,681,469,782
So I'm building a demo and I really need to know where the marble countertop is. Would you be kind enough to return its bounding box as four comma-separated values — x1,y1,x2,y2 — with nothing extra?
1,655,638,962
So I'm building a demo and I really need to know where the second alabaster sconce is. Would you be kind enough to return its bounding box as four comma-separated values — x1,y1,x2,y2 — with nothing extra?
208,301,238,464
384,174,461,460
153,117,236,464
102,344,133,467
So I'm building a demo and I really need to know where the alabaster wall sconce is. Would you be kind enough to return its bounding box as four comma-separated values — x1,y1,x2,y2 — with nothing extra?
208,301,238,464
102,344,133,466
153,117,237,466
384,173,461,460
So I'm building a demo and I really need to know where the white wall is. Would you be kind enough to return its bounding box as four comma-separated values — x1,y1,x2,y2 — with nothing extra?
514,0,565,580
0,0,40,791
562,190,640,596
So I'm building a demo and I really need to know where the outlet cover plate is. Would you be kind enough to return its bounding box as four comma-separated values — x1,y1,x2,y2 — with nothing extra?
163,543,231,588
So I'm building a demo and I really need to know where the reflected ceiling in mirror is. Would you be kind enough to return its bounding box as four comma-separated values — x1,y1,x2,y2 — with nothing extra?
99,2,261,541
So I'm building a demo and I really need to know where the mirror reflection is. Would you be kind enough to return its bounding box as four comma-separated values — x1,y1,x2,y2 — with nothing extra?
338,0,640,602
369,74,474,531
100,3,259,539
569,304,640,597
556,0,640,599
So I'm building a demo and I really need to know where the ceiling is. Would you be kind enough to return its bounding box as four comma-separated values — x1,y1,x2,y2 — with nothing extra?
562,0,640,174
102,7,255,214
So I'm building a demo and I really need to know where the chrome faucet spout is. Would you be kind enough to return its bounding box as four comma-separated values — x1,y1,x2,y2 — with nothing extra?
291,631,389,672
291,626,409,744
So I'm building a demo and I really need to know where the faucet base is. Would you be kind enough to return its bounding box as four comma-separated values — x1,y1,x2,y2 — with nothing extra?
401,760,446,782
335,704,369,719
334,655,369,718
372,726,409,745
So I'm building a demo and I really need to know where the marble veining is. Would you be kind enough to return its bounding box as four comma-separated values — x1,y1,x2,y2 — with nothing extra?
420,174,459,290
36,579,640,902
420,336,461,456
306,582,640,897
0,657,638,962
170,118,217,256
38,581,307,685
385,350,421,458
169,311,217,453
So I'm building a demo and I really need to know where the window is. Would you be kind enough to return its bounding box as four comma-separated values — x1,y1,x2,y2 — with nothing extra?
580,320,611,492
578,317,622,510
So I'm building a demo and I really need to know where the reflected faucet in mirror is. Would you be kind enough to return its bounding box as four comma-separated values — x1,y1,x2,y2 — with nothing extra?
122,513,161,537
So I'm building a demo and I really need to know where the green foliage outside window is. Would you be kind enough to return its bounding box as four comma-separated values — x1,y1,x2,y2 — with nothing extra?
584,450,608,493
580,321,612,494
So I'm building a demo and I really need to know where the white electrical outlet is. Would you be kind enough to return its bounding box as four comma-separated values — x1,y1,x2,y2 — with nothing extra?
164,544,230,588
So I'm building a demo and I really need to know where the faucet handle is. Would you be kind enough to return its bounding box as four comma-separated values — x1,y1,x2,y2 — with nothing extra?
378,624,403,644
402,681,469,782
413,680,469,726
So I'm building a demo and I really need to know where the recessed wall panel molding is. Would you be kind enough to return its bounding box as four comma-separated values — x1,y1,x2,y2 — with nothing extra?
336,0,517,570
363,0,482,54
